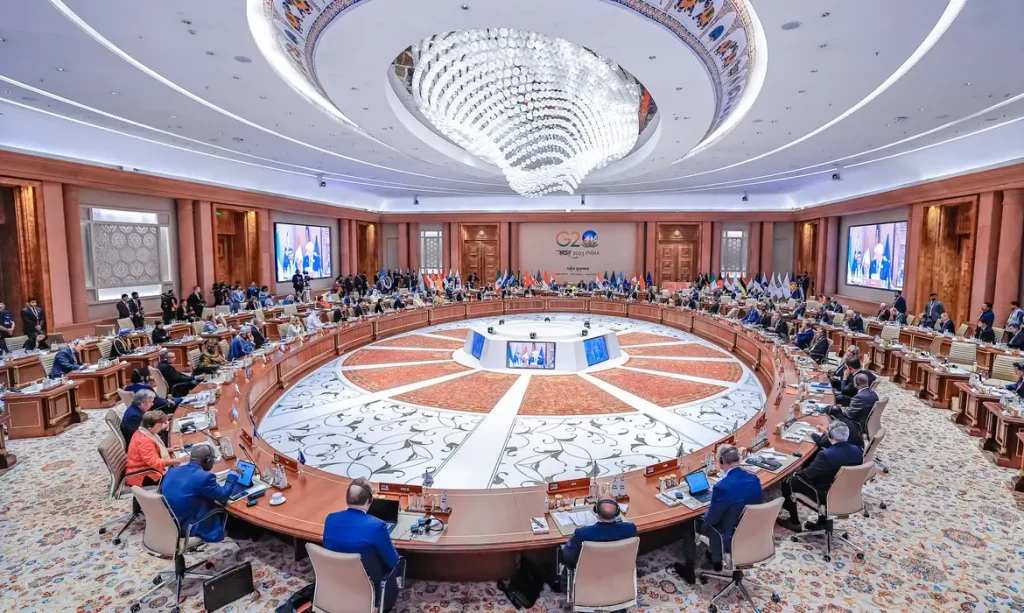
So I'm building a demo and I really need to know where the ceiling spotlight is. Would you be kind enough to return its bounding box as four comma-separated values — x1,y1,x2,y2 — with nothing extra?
648,55,657,60
413,195,419,205
741,191,749,202
818,43,828,49
894,116,908,123
831,169,843,181
580,193,586,206
460,4,470,9
821,11,831,17
234,55,252,63
316,173,326,188
781,21,801,31
110,91,119,95
55,67,66,72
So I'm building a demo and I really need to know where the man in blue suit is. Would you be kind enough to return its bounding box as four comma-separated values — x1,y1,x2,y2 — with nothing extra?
227,329,254,361
937,312,955,335
560,499,637,572
49,344,83,378
978,302,995,328
919,293,944,329
161,445,239,542
323,479,402,612
777,421,863,532
673,446,762,583
741,305,761,326
1007,324,1024,350
834,372,878,425
892,291,907,318
846,310,864,333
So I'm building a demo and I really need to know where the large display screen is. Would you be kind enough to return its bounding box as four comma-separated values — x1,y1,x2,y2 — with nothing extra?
274,223,333,282
470,331,485,360
584,336,610,367
506,342,555,369
845,221,907,290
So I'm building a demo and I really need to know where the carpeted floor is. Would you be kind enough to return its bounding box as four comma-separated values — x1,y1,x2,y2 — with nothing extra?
1,380,1022,612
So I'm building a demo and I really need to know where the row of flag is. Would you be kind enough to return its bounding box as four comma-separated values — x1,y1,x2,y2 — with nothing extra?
694,271,804,299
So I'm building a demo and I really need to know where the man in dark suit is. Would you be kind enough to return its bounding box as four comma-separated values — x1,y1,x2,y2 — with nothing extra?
160,290,179,324
673,446,762,583
876,302,890,322
116,294,133,322
157,354,198,397
830,347,860,390
892,291,907,318
919,293,944,329
776,421,863,532
808,329,830,364
21,297,48,350
769,313,789,339
975,320,996,344
0,302,15,353
1007,324,1024,350
323,479,402,612
560,499,637,575
186,286,205,319
1005,362,1024,398
794,321,814,350
937,312,955,335
978,302,995,328
129,292,146,329
847,310,864,333
833,372,878,424
49,344,83,378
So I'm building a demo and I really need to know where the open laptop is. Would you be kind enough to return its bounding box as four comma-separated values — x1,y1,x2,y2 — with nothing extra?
684,470,713,504
215,460,267,502
367,498,400,534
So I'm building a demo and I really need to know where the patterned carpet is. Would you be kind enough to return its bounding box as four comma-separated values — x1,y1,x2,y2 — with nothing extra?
518,375,635,416
343,348,455,367
394,371,520,414
373,334,465,349
3,384,1023,612
591,369,728,408
342,361,470,392
624,358,743,382
626,344,732,359
616,332,680,347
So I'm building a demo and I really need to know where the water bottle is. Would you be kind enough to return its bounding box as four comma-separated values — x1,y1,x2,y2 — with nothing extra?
440,490,448,513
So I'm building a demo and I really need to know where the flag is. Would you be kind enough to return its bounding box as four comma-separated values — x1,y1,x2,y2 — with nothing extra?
253,426,260,440
298,448,307,465
603,271,609,283
543,270,551,287
645,271,653,288
638,274,646,291
737,275,748,295
595,272,603,285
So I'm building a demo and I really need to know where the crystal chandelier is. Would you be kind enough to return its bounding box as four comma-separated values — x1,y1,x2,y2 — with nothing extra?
410,29,641,197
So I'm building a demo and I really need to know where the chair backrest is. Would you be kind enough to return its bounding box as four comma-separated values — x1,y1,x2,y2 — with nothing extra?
277,323,290,338
745,299,757,308
218,339,231,359
104,405,126,450
7,334,28,350
865,397,887,440
928,336,944,357
869,377,880,391
117,388,134,406
192,321,206,335
116,317,134,331
253,309,265,323
305,543,375,613
880,325,900,342
806,300,821,311
991,355,1018,382
283,304,298,316
216,305,231,315
730,497,784,568
725,307,739,319
955,323,969,338
98,339,113,359
863,427,886,475
573,536,640,609
48,332,66,345
993,327,1005,344
38,352,56,378
98,433,128,499
826,463,873,517
905,314,915,326
832,313,845,326
132,486,182,556
95,324,115,337
149,366,169,398
187,349,202,370
948,341,977,367
787,299,797,309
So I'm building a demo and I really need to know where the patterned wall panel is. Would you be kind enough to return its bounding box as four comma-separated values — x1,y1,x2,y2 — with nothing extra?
89,223,161,289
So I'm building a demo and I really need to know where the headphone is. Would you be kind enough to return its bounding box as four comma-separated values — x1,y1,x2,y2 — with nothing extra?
351,480,374,501
592,498,621,518
194,446,216,471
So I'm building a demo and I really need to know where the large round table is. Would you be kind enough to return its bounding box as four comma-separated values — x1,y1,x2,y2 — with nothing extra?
174,298,824,580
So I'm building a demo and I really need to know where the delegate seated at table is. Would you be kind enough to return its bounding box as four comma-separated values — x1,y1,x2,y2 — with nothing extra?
160,445,239,543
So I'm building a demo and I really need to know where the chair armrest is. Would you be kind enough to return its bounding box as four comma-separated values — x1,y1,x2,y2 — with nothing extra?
184,506,228,542
118,467,164,493
791,474,822,508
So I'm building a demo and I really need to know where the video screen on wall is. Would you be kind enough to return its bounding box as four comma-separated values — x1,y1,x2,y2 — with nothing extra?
845,221,907,291
506,342,556,369
584,336,610,367
274,223,333,282
470,331,485,360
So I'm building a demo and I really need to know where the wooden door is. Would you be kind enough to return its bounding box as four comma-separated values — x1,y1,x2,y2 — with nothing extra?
659,245,678,284
463,240,498,284
216,236,233,282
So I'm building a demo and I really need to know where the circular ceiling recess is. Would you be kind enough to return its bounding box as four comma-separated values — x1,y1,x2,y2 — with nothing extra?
392,29,651,196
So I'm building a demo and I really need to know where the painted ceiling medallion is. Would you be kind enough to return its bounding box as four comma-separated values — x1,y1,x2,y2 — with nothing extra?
409,29,640,196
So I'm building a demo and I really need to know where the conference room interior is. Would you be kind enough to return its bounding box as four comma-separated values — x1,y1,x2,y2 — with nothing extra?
3,1,1024,612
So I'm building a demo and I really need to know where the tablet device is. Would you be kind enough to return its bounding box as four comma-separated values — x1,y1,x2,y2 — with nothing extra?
234,460,256,487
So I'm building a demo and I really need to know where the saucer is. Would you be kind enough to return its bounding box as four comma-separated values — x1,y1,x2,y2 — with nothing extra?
269,496,287,506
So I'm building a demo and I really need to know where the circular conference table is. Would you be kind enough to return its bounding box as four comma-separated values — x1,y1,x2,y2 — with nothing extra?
173,298,826,581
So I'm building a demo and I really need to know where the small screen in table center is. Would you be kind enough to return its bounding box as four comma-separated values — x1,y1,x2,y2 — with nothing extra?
506,341,555,369
470,331,485,359
583,336,609,367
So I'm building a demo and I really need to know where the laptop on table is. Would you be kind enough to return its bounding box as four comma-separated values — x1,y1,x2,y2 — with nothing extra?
367,498,400,534
685,470,713,504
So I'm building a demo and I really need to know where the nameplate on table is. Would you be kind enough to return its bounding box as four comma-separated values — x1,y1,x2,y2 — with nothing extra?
378,482,423,495
643,459,679,478
715,435,736,451
239,429,253,448
754,413,768,429
547,478,590,494
274,453,299,473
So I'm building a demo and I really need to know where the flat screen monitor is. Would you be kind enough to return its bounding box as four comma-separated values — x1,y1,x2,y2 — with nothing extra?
274,222,333,282
506,341,556,369
845,221,907,290
470,331,485,359
234,460,257,487
583,336,610,367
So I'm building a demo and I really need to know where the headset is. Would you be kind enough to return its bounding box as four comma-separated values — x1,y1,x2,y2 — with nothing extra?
350,479,374,502
194,446,216,471
592,498,621,519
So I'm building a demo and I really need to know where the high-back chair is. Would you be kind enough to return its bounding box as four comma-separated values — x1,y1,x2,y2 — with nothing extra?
98,339,114,359
116,317,134,332
790,462,874,561
216,305,231,316
7,334,28,351
831,312,845,327
862,428,888,514
38,352,56,379
116,388,134,406
131,487,219,611
955,323,969,338
880,325,900,343
993,327,1005,344
699,498,784,613
103,405,126,450
149,366,169,398
725,307,739,319
567,536,640,612
283,304,298,316
865,397,888,442
927,336,944,358
948,341,977,371
904,314,915,326
278,323,290,339
96,432,161,545
806,299,821,311
187,349,202,370
218,339,231,360
988,355,1019,386
48,332,66,345
305,543,406,613
95,324,115,337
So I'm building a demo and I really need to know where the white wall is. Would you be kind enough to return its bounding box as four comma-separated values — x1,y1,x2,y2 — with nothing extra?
836,206,910,303
79,188,178,322
270,210,340,295
772,221,794,274
518,222,637,283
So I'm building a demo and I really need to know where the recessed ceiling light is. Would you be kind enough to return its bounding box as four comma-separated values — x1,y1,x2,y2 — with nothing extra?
181,19,192,25
818,43,828,49
781,21,801,31
648,55,656,60
170,114,177,118
232,76,240,80
821,11,831,17
752,119,763,123
461,4,470,9
351,86,358,91
55,67,66,72
110,91,119,95
234,55,252,63
232,137,244,142
259,95,267,99
894,116,908,123
985,117,998,122
675,86,683,91
362,107,369,111
964,82,971,86
205,50,215,56
188,29,197,36
798,90,806,94
810,69,818,73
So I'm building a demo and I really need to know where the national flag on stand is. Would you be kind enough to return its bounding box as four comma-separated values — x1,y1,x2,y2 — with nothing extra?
737,276,748,295
645,271,653,288
595,272,603,285
638,275,646,291
298,448,307,465
543,270,551,288
253,426,260,440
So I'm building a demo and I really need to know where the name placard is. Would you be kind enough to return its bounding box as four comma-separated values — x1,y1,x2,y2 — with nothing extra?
754,413,768,429
274,453,299,473
643,458,679,478
547,478,590,494
716,435,736,451
239,429,253,448
377,482,423,495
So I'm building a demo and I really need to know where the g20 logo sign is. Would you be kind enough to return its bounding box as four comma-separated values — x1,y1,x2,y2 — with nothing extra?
556,230,599,248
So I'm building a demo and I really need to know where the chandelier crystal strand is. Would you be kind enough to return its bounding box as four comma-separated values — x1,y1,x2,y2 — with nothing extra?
411,29,640,196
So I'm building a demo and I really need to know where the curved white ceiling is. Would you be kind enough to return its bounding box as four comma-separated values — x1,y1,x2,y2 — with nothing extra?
0,0,1021,212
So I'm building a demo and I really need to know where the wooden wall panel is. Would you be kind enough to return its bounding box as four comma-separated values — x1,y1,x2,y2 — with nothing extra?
654,223,700,284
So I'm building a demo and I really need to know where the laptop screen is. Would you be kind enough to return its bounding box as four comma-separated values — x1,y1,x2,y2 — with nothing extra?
685,470,711,495
234,461,256,487
367,498,400,524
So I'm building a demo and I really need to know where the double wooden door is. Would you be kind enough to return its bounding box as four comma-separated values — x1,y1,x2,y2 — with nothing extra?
659,243,697,284
462,240,498,284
